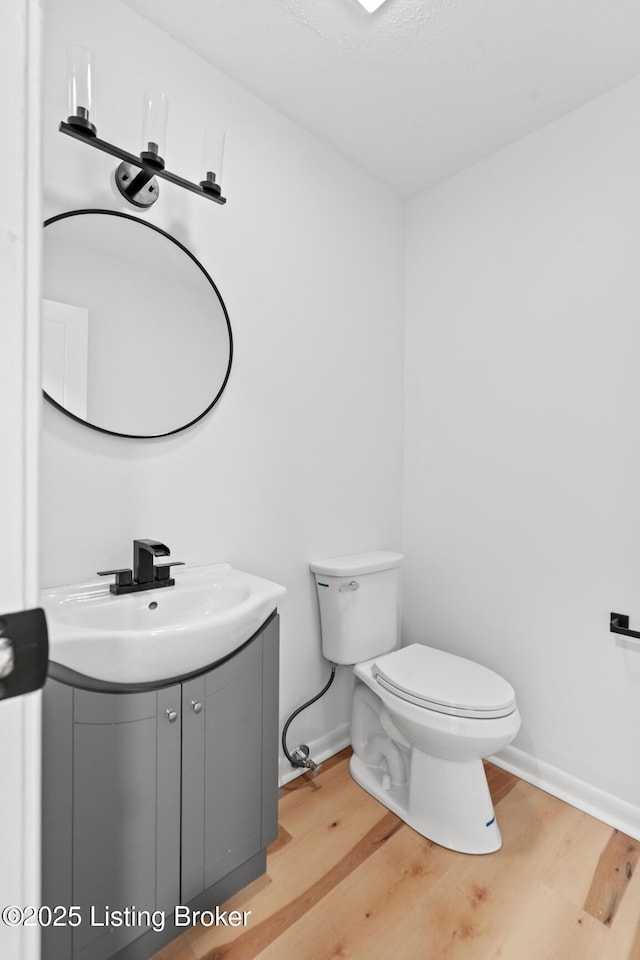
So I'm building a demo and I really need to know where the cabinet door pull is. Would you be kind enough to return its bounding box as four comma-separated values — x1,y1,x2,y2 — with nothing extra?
165,709,178,722
191,700,203,714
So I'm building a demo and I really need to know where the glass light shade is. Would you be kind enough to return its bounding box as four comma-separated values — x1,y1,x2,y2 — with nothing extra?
140,89,169,162
67,46,96,132
202,128,225,182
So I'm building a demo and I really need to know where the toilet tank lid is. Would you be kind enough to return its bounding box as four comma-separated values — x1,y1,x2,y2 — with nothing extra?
309,550,403,577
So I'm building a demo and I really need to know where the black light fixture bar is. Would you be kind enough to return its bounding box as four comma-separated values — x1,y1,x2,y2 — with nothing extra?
59,121,227,205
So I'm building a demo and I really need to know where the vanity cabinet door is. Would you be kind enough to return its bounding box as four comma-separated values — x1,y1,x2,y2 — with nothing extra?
72,686,181,960
43,681,182,960
181,616,279,902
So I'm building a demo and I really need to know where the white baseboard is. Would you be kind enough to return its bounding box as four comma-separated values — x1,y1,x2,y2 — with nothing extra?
278,732,640,840
279,722,350,787
490,744,640,841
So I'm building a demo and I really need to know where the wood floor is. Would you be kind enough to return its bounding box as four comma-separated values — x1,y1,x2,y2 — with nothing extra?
153,749,640,960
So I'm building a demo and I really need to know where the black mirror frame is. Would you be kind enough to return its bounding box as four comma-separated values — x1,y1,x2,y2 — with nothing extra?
42,208,233,439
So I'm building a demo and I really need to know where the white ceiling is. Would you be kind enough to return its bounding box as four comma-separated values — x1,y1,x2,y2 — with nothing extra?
120,0,640,196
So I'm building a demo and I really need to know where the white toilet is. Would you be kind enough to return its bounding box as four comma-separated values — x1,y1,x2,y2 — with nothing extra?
309,550,521,854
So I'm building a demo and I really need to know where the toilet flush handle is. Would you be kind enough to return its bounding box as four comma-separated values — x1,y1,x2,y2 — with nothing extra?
339,580,360,593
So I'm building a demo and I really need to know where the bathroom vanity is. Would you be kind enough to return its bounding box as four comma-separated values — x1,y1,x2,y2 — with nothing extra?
41,612,279,960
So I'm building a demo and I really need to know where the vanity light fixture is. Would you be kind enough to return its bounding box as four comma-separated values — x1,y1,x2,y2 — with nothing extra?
61,47,226,207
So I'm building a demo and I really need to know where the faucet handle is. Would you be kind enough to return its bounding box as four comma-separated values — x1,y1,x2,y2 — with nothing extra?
97,568,134,592
154,561,185,583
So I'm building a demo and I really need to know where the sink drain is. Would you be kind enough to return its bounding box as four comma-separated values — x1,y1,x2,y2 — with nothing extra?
148,601,158,610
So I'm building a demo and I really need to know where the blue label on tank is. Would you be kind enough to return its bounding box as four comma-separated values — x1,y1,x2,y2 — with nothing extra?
485,816,495,827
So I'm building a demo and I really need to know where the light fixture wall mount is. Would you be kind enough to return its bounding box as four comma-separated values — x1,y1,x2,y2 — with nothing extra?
114,161,161,209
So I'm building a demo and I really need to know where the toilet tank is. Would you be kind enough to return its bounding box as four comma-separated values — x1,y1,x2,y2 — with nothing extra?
309,551,403,664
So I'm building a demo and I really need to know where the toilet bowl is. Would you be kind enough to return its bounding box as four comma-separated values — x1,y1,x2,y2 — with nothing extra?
310,551,521,854
351,646,520,853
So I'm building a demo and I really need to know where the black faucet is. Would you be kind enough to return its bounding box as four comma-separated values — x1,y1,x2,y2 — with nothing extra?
134,539,169,584
98,539,184,595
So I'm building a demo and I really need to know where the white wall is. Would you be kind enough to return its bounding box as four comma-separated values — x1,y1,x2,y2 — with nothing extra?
0,1,43,955
41,0,405,768
404,75,640,826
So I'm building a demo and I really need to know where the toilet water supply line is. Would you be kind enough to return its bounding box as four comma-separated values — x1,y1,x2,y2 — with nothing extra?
281,661,337,771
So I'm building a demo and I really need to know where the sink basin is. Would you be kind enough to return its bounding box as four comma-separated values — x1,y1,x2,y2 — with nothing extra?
42,562,286,684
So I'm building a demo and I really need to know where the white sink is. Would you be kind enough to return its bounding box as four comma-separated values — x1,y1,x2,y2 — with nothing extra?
42,563,286,684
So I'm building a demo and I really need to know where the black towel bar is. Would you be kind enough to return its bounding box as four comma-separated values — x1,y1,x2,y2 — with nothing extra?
610,612,640,640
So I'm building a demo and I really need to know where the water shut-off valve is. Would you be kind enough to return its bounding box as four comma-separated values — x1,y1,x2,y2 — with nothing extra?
290,744,318,771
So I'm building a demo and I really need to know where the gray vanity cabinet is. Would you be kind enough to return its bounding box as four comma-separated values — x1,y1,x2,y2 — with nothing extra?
42,614,279,960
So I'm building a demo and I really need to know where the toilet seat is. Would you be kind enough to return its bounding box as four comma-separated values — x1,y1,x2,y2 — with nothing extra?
373,644,516,719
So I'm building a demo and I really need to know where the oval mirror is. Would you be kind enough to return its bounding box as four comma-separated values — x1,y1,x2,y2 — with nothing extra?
42,209,232,438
